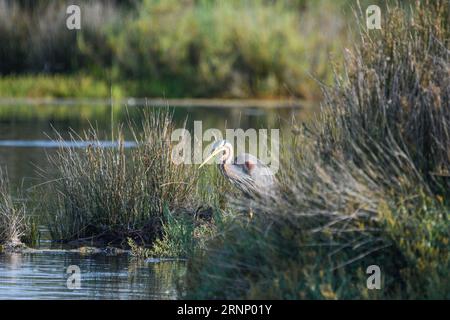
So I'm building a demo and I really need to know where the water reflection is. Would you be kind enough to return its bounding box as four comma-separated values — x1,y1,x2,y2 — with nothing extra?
0,140,137,148
0,104,312,188
0,252,185,300
0,103,312,299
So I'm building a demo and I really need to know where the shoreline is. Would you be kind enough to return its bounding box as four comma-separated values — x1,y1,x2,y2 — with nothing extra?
1,244,188,264
0,97,306,109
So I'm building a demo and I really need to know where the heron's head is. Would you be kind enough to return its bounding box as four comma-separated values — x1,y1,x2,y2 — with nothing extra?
199,140,233,168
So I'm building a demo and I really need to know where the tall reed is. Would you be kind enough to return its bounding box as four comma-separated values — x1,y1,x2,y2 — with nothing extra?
0,168,28,247
185,1,450,299
41,109,198,246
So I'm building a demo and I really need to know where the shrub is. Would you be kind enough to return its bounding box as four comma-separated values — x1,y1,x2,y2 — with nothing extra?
0,0,347,98
111,0,345,98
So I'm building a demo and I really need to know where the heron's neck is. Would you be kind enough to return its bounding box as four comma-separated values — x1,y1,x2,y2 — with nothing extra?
224,145,233,164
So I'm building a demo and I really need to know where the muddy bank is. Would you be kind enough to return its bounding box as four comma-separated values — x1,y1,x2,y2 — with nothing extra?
0,242,129,256
0,243,187,264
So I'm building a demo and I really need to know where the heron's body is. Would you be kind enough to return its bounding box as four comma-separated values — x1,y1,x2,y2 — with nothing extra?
200,140,276,198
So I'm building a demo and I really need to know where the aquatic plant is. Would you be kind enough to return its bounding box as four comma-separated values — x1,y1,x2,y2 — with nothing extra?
149,206,219,258
41,109,199,246
0,168,28,247
185,1,450,299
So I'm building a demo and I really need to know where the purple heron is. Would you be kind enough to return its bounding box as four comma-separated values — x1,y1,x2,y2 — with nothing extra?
199,140,277,198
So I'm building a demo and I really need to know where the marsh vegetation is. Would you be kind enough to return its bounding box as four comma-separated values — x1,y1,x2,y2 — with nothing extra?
0,0,448,299
0,169,27,248
0,0,348,99
185,1,450,299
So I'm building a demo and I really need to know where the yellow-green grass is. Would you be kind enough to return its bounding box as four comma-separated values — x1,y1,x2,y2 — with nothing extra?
0,74,120,99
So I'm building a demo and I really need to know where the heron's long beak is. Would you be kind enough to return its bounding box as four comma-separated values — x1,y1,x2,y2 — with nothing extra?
199,146,226,169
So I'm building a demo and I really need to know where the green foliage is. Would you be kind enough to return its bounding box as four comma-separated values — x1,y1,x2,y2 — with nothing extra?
149,207,197,258
130,206,218,259
185,1,450,299
196,165,233,209
0,75,114,99
128,237,152,259
0,0,347,98
111,0,344,98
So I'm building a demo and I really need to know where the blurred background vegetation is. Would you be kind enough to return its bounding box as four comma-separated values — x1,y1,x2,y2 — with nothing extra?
0,0,361,99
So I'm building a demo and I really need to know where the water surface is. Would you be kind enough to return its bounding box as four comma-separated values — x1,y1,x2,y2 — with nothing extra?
0,102,311,299
0,103,309,188
0,250,185,299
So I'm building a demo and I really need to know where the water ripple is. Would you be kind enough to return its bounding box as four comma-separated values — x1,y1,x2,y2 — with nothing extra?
0,252,184,300
0,140,137,148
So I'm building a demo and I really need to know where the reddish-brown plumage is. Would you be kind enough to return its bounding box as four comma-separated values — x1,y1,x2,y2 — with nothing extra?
244,160,255,173
201,140,277,198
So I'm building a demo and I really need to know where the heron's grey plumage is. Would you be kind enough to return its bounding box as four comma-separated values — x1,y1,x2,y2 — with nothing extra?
204,140,277,198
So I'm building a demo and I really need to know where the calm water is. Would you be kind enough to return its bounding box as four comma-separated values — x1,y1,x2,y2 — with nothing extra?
0,104,309,188
0,250,185,299
0,102,309,299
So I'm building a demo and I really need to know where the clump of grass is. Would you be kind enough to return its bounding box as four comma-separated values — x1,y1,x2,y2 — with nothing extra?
318,0,450,193
129,205,219,259
148,207,198,259
126,156,229,258
150,206,217,258
0,168,28,247
185,1,450,299
128,237,152,259
196,165,234,210
41,109,198,247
